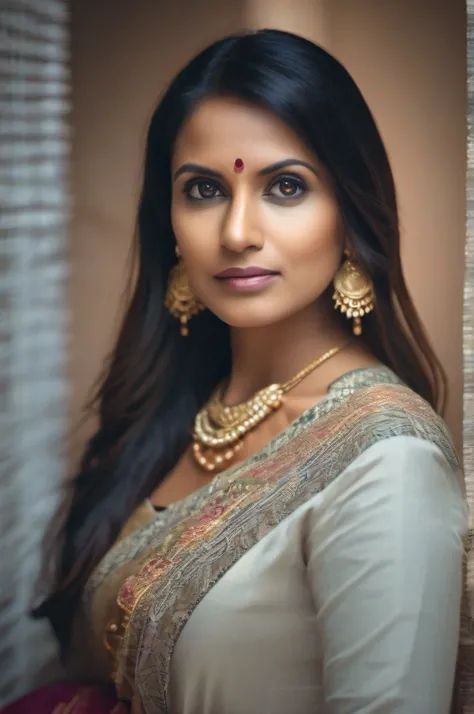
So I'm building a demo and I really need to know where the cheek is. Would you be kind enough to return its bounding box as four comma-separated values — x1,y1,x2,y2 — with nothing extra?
171,204,206,266
274,200,343,277
171,198,219,252
171,201,216,297
171,199,192,246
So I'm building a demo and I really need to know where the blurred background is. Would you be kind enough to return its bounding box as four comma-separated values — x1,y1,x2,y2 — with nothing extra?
0,0,470,706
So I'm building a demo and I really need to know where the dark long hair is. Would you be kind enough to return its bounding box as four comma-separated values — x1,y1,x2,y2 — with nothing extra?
33,29,446,652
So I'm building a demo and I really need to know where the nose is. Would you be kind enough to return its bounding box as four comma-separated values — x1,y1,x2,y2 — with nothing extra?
220,191,264,253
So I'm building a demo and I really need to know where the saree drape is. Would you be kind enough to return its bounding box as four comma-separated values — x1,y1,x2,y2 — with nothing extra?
75,368,468,714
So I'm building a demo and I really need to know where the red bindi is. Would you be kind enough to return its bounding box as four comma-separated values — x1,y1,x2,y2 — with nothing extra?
234,158,244,173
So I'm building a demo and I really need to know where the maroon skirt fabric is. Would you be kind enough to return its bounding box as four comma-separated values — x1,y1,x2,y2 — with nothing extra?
1,683,125,714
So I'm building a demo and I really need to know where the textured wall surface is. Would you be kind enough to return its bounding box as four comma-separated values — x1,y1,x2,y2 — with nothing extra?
0,0,70,704
465,0,474,549
463,2,474,707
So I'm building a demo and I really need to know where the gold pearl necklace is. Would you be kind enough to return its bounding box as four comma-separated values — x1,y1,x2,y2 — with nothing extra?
192,341,351,473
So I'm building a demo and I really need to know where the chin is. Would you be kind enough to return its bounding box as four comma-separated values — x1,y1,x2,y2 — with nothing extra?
211,304,299,330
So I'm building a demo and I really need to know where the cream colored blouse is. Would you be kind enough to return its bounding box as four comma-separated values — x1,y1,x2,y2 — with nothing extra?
166,435,468,714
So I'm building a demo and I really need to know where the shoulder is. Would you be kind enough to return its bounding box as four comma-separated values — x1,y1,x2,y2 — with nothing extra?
287,371,463,514
315,383,466,522
312,434,468,550
326,379,460,474
294,377,462,508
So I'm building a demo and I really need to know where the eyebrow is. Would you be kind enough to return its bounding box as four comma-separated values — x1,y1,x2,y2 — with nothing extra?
173,158,319,181
258,159,319,177
173,163,223,181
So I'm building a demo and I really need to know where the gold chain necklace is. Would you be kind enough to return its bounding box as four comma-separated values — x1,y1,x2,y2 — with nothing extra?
192,340,351,473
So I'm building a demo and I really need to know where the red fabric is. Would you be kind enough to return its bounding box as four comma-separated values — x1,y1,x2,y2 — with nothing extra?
1,683,125,714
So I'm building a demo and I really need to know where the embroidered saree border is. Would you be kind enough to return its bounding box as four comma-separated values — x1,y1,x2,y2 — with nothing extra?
111,384,458,712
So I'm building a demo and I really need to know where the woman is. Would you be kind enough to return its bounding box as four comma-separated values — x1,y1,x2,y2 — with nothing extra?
6,28,471,714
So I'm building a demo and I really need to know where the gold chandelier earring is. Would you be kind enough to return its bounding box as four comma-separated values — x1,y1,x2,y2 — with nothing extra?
333,250,375,336
164,246,205,336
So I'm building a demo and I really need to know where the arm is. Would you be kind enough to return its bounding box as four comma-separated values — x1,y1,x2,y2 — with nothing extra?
307,436,468,714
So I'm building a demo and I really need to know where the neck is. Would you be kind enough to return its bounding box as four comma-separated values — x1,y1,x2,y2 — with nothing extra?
224,299,351,404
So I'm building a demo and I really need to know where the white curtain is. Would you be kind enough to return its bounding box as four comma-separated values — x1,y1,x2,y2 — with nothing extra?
0,0,70,704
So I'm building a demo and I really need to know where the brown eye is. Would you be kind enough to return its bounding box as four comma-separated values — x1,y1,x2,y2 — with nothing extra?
268,176,306,199
185,179,223,201
198,182,218,198
280,179,298,195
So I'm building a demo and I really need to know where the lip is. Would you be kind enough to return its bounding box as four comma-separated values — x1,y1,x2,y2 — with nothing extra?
214,266,279,279
214,272,279,292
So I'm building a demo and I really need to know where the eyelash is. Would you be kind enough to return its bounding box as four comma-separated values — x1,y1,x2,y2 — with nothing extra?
182,174,308,202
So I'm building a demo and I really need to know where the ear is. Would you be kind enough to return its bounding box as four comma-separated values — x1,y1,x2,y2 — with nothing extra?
342,230,352,256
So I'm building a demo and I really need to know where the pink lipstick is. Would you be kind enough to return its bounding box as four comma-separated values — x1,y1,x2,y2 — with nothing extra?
214,266,280,292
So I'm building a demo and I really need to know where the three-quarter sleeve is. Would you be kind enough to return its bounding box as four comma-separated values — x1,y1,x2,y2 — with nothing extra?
306,435,468,714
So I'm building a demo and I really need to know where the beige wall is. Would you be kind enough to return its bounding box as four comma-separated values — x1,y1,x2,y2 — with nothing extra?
246,0,331,45
70,0,466,455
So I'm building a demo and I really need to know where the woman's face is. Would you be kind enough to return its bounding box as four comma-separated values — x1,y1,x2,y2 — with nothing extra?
171,97,344,328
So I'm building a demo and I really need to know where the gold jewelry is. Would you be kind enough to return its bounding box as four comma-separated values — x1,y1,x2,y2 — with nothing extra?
333,254,375,336
164,248,205,336
192,341,351,472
